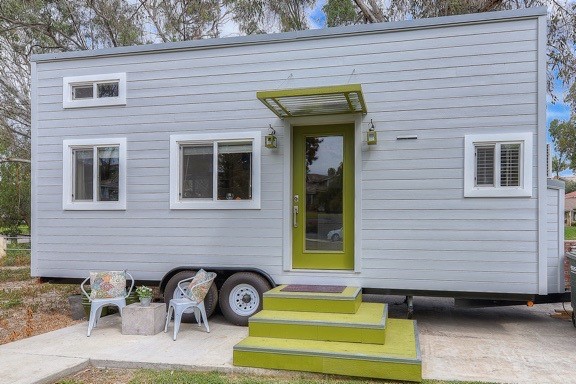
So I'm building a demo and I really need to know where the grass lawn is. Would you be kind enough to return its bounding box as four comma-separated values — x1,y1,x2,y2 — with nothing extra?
565,226,576,240
56,369,495,384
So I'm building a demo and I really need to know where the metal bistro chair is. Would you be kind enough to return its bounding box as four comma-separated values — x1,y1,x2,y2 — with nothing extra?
164,270,216,340
80,270,134,337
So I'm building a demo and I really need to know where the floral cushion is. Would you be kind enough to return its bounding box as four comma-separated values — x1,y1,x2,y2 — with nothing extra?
187,269,211,302
89,271,126,299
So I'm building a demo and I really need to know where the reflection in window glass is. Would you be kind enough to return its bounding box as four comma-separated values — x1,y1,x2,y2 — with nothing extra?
73,149,93,201
97,82,119,98
217,142,252,200
98,147,119,201
72,85,93,100
305,135,343,252
181,145,213,199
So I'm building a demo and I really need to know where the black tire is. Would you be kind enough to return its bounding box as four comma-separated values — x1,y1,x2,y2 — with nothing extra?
331,233,340,242
163,270,218,323
219,272,272,326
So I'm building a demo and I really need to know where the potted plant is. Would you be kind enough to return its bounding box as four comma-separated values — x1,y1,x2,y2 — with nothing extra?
135,285,153,307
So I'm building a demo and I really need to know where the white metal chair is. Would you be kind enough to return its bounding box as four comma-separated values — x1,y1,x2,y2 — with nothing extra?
80,271,134,337
164,270,216,340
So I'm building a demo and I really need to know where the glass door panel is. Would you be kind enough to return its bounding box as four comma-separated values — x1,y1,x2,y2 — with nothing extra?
305,135,343,252
292,124,354,270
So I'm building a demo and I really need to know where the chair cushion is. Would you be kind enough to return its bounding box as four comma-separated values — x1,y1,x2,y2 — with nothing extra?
89,271,126,299
187,269,210,302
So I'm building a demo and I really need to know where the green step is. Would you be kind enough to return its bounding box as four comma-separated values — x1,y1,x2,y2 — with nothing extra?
249,302,387,344
234,318,421,382
263,285,361,314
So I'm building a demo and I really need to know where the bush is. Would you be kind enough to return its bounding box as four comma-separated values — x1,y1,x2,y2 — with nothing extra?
565,180,576,194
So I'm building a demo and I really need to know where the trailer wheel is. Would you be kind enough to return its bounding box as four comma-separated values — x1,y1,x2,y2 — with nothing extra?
219,272,272,326
164,270,218,323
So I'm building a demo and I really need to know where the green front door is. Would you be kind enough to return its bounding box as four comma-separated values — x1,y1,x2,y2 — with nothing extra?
292,124,354,270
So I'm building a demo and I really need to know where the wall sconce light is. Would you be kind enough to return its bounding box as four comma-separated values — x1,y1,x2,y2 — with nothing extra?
367,119,377,145
265,124,278,149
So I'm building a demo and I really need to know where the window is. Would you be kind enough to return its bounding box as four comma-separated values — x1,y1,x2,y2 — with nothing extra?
170,132,261,209
63,73,126,108
464,133,532,197
63,138,127,210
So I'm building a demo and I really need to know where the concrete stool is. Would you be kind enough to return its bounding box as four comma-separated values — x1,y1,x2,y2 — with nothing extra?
122,302,166,335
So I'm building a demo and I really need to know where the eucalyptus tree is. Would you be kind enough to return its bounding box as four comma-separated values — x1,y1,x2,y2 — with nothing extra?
552,156,569,178
139,0,224,41
549,118,576,174
0,0,145,163
0,0,144,231
229,0,317,33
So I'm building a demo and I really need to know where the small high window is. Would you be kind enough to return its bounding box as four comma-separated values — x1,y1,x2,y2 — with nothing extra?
474,143,521,188
464,133,532,197
72,84,94,100
63,138,127,210
63,73,126,108
170,132,261,209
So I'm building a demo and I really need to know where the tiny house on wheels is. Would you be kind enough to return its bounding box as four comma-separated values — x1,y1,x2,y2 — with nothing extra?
31,7,566,327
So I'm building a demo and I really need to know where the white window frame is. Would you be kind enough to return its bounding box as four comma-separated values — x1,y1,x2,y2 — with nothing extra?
464,132,533,197
63,138,127,210
170,131,261,210
63,73,126,109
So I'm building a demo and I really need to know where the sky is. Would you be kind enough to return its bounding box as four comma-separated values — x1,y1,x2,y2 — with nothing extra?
547,77,572,129
308,0,328,28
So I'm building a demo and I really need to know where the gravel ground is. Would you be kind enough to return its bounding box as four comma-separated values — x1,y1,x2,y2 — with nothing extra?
0,268,82,345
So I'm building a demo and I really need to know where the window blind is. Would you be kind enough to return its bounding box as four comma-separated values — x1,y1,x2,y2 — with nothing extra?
475,145,495,186
500,143,521,187
218,142,252,154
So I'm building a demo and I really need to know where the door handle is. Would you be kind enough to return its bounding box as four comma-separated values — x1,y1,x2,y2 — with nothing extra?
293,206,299,228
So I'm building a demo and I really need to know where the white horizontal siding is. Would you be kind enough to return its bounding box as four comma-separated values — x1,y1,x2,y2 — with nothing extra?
37,80,538,114
36,19,537,75
32,14,545,294
357,17,539,294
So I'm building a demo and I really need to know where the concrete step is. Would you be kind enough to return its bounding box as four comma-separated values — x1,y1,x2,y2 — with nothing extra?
249,302,387,344
234,318,422,382
262,285,361,314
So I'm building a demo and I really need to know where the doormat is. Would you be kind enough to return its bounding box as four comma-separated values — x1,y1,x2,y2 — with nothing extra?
280,285,346,293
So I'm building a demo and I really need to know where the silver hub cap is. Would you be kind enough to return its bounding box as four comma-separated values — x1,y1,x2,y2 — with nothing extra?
229,284,259,316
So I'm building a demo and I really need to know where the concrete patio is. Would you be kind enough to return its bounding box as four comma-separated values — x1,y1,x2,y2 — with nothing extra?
0,297,574,384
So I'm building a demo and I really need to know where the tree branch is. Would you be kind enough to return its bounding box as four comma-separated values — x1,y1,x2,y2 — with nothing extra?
354,0,380,23
0,158,31,164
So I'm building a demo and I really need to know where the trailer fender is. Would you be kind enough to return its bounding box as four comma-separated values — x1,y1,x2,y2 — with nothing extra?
159,267,276,324
159,266,276,293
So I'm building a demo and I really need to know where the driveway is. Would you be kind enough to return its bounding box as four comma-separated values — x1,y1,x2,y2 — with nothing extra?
376,295,576,383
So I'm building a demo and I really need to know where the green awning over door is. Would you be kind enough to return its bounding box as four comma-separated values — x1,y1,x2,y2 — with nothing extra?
256,84,367,118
